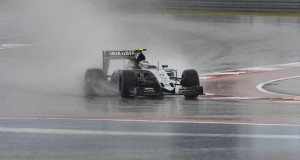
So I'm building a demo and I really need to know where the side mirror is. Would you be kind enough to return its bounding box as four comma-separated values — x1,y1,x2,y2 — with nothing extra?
162,65,168,69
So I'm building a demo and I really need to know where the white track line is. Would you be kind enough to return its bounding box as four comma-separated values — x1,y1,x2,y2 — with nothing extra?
2,116,300,127
0,44,34,50
1,127,300,139
256,76,300,96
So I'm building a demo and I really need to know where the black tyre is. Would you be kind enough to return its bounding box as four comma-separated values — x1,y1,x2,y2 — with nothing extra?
119,70,136,98
181,69,200,98
84,68,105,96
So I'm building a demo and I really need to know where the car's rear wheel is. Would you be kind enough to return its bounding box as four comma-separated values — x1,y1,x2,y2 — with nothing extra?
119,70,136,98
84,68,105,96
181,69,201,99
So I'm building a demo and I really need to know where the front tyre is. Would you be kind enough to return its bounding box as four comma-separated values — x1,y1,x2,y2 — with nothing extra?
119,70,136,98
181,69,202,99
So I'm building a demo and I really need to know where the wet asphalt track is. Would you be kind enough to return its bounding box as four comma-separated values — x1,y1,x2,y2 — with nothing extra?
1,13,300,160
264,77,300,96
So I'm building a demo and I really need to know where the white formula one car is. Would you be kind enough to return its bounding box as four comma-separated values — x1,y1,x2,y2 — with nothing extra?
84,48,204,98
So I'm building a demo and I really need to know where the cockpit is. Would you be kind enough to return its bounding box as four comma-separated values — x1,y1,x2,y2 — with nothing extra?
139,60,157,69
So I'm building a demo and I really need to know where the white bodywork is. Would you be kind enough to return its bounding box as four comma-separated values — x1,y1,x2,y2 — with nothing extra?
126,60,176,92
144,68,175,92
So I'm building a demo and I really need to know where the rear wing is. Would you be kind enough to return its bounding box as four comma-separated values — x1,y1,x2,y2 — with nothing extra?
103,50,135,60
102,49,146,76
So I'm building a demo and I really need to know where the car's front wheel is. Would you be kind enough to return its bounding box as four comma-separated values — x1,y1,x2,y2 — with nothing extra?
181,69,202,99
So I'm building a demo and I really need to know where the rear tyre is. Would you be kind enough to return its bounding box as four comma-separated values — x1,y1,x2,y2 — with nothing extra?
119,70,136,98
181,69,201,99
84,68,105,96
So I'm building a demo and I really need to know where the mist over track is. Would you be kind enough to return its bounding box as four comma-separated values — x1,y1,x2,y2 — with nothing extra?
1,1,300,160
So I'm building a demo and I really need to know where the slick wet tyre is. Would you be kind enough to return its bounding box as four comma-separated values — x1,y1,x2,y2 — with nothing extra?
119,70,136,98
181,69,200,99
